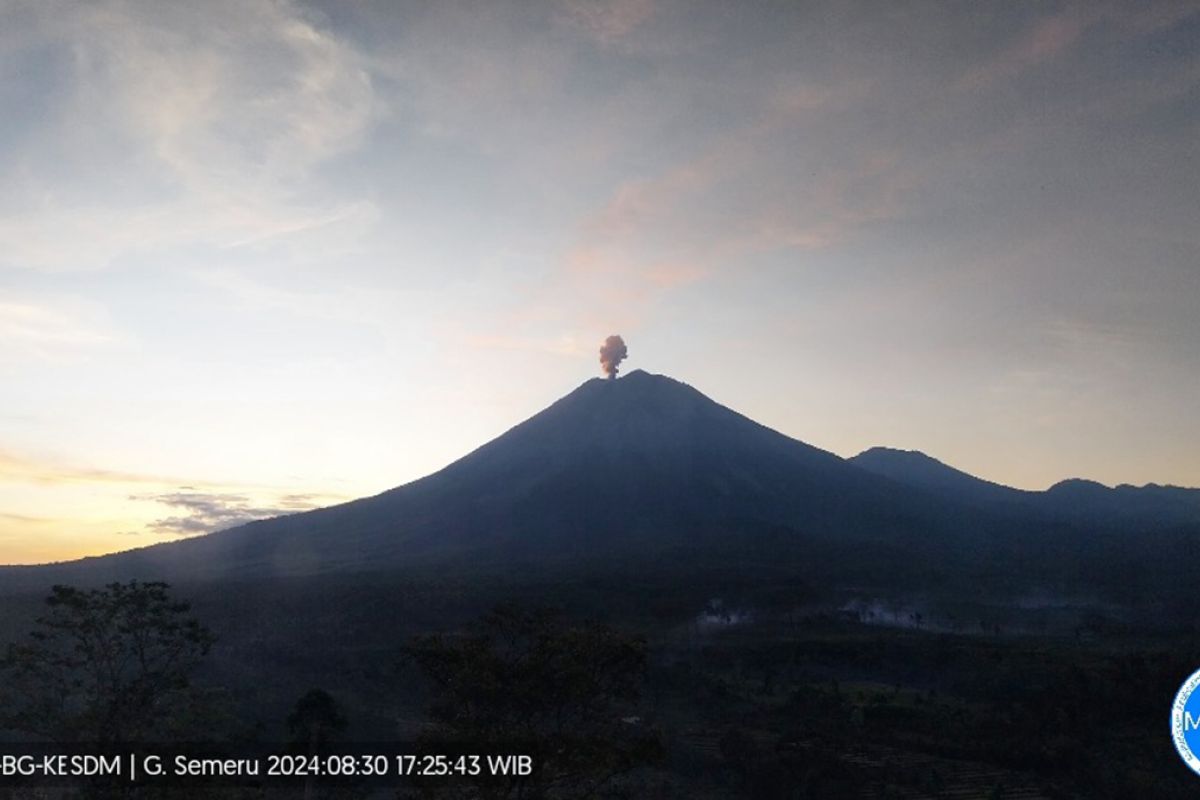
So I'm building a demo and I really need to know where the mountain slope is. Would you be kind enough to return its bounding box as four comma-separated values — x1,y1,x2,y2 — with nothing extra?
6,370,1197,592
1,371,967,585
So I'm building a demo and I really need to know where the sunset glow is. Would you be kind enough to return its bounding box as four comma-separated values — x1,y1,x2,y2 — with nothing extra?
1,0,1197,563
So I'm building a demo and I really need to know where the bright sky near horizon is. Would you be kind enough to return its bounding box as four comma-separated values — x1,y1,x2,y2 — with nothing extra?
1,0,1197,564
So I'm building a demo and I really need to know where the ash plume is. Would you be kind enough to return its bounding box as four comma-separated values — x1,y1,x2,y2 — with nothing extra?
599,335,628,379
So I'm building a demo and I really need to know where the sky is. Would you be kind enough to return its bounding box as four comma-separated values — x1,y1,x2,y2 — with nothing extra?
0,0,1197,564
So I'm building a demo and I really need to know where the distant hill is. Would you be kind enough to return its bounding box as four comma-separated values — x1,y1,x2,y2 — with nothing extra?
848,447,1030,507
850,446,1200,528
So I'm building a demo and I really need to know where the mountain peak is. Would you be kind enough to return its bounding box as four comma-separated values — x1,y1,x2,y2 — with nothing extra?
849,446,1023,501
490,369,757,463
1046,478,1111,494
551,369,711,420
584,368,686,388
854,446,944,466
851,446,985,484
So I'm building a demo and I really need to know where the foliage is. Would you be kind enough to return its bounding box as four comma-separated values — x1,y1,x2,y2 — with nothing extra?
287,688,348,754
407,605,661,798
0,581,215,743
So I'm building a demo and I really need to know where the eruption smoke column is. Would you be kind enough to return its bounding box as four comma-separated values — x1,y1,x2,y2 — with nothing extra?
599,335,628,379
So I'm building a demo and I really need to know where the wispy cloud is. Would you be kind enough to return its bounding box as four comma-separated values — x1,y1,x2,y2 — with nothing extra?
133,489,329,536
552,82,903,303
0,0,376,272
0,298,119,359
0,452,346,520
956,2,1200,93
0,512,56,526
0,450,180,487
558,0,656,46
957,11,1088,91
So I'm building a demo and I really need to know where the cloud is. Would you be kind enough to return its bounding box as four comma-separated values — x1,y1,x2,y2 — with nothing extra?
555,86,905,301
0,0,376,271
134,489,328,536
0,452,347,517
558,0,656,45
366,4,572,149
0,450,182,487
0,298,117,358
957,11,1086,91
451,67,903,349
0,512,55,525
956,2,1199,93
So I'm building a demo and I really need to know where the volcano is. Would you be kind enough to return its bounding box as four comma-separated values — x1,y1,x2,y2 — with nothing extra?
1,370,1194,590
0,371,951,584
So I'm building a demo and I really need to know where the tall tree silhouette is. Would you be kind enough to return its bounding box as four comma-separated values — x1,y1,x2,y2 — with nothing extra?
287,688,347,754
0,581,215,742
287,689,347,800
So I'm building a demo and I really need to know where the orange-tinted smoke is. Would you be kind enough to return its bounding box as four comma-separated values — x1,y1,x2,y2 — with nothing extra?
599,335,628,378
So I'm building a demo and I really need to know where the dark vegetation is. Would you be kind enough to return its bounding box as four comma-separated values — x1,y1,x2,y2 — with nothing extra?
0,568,1196,798
405,605,661,797
0,581,223,744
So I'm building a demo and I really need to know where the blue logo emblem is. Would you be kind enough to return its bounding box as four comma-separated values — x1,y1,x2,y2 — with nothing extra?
1172,668,1200,775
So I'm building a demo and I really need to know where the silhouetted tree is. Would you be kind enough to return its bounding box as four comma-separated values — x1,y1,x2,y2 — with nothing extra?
288,688,347,754
287,689,347,800
407,605,661,798
0,581,215,742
